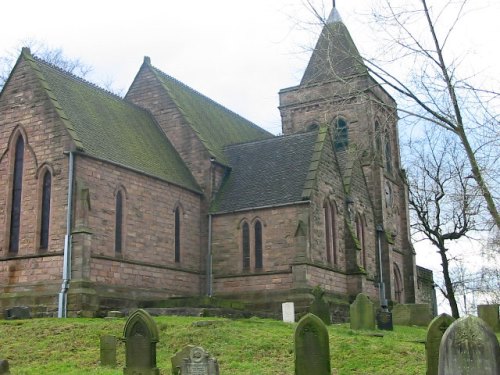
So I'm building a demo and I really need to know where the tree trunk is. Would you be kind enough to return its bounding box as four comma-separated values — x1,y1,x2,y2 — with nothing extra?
438,246,460,319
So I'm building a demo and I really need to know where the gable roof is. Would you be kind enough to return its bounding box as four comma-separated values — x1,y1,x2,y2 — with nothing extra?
147,63,273,165
301,7,368,86
20,49,200,193
211,128,329,213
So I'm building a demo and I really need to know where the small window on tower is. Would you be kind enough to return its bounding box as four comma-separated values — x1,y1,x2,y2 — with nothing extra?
334,118,348,150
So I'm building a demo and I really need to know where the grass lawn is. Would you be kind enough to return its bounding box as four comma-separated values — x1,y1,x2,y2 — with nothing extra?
0,315,428,374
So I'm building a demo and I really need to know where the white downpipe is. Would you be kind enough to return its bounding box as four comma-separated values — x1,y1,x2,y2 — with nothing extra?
58,152,75,318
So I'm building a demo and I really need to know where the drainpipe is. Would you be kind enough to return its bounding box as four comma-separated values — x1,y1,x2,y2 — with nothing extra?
207,214,213,297
376,224,388,311
58,151,75,318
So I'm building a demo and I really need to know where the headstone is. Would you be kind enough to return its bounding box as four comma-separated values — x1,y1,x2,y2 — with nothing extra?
425,313,455,375
4,306,31,320
0,359,9,375
309,287,331,325
438,315,500,375
282,302,295,323
294,313,331,375
477,304,499,332
100,335,117,367
376,310,393,331
123,309,160,375
179,346,219,375
393,304,432,326
349,293,375,330
107,310,125,318
171,345,195,375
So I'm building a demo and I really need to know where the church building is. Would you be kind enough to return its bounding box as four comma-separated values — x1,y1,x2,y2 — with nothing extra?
0,6,434,318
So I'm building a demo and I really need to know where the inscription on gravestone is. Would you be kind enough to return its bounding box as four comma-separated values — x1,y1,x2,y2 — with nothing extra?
123,309,160,375
179,346,219,375
294,313,331,375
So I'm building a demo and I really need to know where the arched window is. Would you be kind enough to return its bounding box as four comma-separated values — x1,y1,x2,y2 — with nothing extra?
115,190,123,254
334,118,348,150
39,170,52,250
174,207,181,263
254,221,263,269
393,263,403,303
385,133,393,174
9,136,25,253
324,201,332,264
242,222,250,270
355,214,365,268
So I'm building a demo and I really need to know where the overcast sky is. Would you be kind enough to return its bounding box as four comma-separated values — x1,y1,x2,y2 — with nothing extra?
1,0,499,305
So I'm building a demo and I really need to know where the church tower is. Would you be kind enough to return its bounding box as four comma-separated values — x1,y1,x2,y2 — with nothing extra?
279,5,417,304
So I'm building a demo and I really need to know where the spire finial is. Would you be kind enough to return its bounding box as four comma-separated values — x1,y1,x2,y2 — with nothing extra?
333,0,336,8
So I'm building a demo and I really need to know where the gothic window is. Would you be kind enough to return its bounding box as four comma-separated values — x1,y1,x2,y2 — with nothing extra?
39,170,52,250
115,190,123,254
9,136,24,253
174,207,181,263
394,263,403,303
334,118,348,150
385,133,393,174
254,220,263,269
242,222,250,270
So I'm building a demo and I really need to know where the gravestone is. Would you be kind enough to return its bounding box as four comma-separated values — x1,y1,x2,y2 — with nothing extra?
172,345,194,375
178,346,219,375
282,302,295,323
349,293,375,330
438,315,500,375
393,304,432,326
376,310,393,331
477,304,499,332
295,313,331,375
4,306,30,320
100,335,117,367
123,309,160,375
425,313,455,375
309,287,331,325
0,359,9,375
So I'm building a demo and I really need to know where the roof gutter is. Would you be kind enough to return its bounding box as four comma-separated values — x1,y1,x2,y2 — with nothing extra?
58,151,75,318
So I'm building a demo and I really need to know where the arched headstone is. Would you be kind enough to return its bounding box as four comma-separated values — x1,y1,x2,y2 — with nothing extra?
294,313,331,375
123,309,160,375
438,315,500,375
425,313,455,375
349,293,375,330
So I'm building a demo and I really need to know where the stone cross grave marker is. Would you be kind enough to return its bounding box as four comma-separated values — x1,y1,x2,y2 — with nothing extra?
100,335,117,367
175,346,219,375
438,315,500,375
478,304,499,332
295,313,331,375
425,313,455,375
123,309,160,375
282,302,295,323
309,286,331,325
349,293,375,330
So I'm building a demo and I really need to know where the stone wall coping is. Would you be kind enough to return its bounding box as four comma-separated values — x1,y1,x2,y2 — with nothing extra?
0,251,64,261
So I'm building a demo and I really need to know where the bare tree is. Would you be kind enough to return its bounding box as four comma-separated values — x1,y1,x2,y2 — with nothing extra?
304,0,500,230
405,130,483,318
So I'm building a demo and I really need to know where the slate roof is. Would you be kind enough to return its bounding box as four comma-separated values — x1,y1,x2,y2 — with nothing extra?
22,49,200,193
211,129,328,213
149,64,273,165
301,7,368,85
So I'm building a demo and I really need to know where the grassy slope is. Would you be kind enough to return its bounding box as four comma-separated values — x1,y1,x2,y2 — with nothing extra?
0,316,428,375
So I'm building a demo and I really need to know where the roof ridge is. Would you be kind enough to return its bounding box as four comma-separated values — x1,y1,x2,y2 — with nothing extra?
31,54,123,101
224,130,317,149
150,65,268,133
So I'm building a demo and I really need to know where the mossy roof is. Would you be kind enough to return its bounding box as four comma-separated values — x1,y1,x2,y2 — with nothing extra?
211,129,328,213
301,8,368,85
23,50,200,192
149,64,273,165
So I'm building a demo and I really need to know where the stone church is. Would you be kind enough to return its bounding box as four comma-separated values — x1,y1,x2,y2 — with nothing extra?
0,6,434,317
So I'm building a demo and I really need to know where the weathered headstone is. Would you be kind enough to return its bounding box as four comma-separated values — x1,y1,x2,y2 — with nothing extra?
349,293,375,330
294,313,331,375
309,287,331,325
425,313,455,375
282,302,295,323
438,315,500,375
100,335,117,367
376,309,393,331
123,309,160,375
0,359,10,375
4,306,30,320
177,346,219,375
392,304,432,326
172,345,195,375
477,304,499,332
